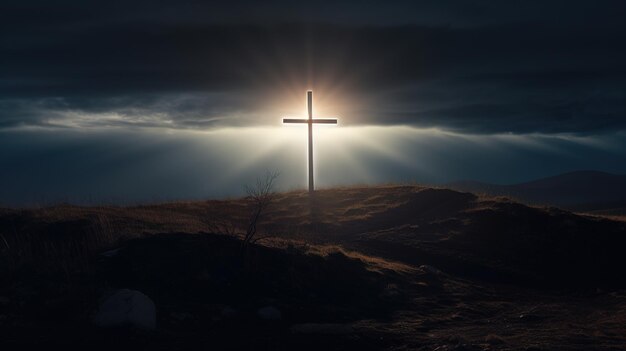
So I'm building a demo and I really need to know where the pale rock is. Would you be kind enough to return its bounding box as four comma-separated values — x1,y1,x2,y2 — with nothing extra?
92,289,156,330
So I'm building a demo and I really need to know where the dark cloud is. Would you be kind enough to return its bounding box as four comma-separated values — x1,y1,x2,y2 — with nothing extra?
1,1,625,134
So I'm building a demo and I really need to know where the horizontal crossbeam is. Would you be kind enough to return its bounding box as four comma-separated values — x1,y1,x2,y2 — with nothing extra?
283,118,338,124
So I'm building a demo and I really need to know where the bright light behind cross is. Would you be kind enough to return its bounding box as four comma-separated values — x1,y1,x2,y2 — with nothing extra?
282,91,338,193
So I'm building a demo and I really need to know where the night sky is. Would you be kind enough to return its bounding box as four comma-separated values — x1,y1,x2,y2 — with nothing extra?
2,1,626,205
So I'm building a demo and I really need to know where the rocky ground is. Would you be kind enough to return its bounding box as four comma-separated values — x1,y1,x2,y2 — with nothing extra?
1,186,626,350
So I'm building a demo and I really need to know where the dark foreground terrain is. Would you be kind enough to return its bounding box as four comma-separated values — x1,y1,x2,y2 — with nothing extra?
1,186,626,350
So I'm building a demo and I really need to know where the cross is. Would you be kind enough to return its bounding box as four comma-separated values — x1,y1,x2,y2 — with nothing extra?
283,91,338,193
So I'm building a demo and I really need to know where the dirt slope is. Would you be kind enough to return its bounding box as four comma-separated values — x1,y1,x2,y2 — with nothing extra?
2,186,626,350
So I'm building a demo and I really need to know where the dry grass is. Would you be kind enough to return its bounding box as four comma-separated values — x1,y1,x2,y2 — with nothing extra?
0,185,424,274
2,184,625,280
3,185,626,350
580,213,626,222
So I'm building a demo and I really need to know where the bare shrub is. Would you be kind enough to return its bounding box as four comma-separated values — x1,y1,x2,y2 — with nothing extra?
242,171,279,251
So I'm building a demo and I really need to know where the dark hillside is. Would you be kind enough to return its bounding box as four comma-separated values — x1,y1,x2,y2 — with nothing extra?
2,186,626,350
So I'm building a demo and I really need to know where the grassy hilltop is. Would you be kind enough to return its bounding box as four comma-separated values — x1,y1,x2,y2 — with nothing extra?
1,186,626,350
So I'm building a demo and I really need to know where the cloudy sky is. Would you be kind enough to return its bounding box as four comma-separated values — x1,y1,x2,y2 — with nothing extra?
1,1,626,204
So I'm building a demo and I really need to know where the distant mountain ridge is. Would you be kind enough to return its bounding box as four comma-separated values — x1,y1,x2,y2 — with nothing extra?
447,170,626,212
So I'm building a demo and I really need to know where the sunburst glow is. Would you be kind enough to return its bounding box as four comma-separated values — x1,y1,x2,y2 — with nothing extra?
2,124,625,205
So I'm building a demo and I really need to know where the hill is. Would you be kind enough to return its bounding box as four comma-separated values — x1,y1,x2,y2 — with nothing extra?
1,186,626,350
447,170,626,213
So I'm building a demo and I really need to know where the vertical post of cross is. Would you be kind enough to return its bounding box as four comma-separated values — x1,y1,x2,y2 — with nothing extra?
307,91,314,193
282,90,337,194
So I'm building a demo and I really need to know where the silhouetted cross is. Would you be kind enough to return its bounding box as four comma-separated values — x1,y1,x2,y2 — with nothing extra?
283,91,338,193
